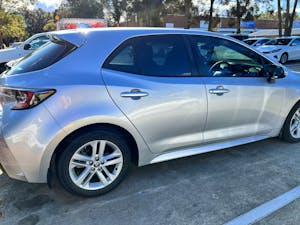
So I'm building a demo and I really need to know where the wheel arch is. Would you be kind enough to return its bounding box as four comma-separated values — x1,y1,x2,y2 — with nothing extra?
45,122,146,185
280,98,300,134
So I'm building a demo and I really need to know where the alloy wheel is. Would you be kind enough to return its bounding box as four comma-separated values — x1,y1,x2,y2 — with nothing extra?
290,109,300,139
68,140,123,190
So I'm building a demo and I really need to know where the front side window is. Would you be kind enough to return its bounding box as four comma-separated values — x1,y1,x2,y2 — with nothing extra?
104,35,192,77
190,35,268,77
291,39,300,46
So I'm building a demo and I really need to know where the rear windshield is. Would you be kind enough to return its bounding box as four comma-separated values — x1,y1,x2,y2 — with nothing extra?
265,38,291,45
6,39,76,75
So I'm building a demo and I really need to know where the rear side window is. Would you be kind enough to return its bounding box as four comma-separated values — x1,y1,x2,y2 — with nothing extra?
103,35,192,77
7,40,76,75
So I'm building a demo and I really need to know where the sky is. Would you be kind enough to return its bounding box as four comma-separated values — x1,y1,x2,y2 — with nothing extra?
36,0,61,12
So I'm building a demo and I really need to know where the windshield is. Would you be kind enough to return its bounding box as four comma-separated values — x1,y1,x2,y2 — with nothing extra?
265,38,292,45
6,39,76,75
244,39,257,45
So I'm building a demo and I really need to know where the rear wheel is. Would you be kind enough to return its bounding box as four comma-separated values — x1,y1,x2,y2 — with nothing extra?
282,103,300,143
280,53,288,64
56,129,131,197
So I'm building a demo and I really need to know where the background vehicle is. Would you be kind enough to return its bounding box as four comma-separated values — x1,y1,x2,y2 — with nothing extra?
57,18,107,30
256,37,300,64
0,28,299,197
243,37,272,47
227,33,249,41
0,33,49,73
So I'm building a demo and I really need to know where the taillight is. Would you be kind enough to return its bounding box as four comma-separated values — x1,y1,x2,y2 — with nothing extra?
0,87,55,110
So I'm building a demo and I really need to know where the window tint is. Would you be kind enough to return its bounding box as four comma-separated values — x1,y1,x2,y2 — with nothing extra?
7,40,76,75
190,35,267,77
104,35,192,77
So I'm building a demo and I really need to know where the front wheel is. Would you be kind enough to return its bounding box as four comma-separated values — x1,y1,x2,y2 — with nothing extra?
56,129,131,197
280,53,288,64
281,103,300,143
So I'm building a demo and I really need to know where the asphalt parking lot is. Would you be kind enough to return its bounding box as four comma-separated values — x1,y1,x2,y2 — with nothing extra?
1,61,300,225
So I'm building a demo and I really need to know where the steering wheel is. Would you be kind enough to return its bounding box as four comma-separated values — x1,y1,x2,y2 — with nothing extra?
209,61,231,75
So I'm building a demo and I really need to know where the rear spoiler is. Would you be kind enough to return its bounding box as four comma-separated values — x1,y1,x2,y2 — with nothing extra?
47,31,86,48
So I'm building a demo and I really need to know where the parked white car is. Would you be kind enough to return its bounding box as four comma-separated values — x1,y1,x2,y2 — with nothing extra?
256,37,300,64
243,37,272,47
0,33,49,71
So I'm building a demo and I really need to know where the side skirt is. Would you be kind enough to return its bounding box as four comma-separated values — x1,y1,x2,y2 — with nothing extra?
150,135,270,164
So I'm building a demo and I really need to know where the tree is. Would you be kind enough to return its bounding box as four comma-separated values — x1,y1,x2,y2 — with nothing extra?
20,8,52,36
0,0,35,13
284,0,290,35
222,0,264,33
162,0,198,28
285,0,299,36
43,20,57,32
107,0,126,26
0,9,26,47
57,0,105,19
126,0,162,26
277,0,282,36
208,0,215,31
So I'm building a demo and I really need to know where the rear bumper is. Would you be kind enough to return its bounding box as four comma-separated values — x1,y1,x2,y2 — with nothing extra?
0,120,27,181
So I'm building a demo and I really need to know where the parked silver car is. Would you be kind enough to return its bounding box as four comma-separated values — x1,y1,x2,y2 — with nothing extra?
0,28,300,196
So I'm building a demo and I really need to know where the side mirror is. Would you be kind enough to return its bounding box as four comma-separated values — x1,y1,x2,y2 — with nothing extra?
23,43,31,50
265,65,286,83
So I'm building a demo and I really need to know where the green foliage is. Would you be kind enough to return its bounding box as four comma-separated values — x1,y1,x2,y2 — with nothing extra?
20,8,52,36
0,9,26,39
57,0,105,19
106,0,126,25
43,20,57,32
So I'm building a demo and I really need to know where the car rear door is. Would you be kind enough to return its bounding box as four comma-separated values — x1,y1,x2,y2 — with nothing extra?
188,35,285,144
101,34,207,154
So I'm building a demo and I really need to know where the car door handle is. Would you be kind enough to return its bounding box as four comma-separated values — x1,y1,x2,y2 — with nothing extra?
209,86,230,96
120,89,149,98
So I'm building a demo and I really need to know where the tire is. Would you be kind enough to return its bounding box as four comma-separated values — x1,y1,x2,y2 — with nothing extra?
280,53,288,64
281,102,300,143
56,129,131,197
0,63,6,74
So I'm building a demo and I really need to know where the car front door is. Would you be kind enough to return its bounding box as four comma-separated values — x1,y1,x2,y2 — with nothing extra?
102,34,207,154
289,39,300,60
189,35,286,144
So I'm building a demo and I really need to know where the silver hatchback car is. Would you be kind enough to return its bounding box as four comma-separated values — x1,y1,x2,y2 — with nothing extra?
1,28,300,196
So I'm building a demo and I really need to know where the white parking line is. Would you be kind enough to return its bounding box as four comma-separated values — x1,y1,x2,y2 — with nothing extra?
224,185,300,225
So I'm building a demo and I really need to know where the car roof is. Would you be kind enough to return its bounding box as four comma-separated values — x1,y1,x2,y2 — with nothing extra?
50,27,222,37
49,27,239,47
245,37,270,40
275,36,299,39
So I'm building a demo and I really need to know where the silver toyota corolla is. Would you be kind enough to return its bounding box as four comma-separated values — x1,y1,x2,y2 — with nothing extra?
0,28,300,196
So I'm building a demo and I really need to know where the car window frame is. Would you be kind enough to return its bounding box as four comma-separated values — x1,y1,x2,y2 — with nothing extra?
186,34,276,78
103,34,198,78
291,38,300,46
